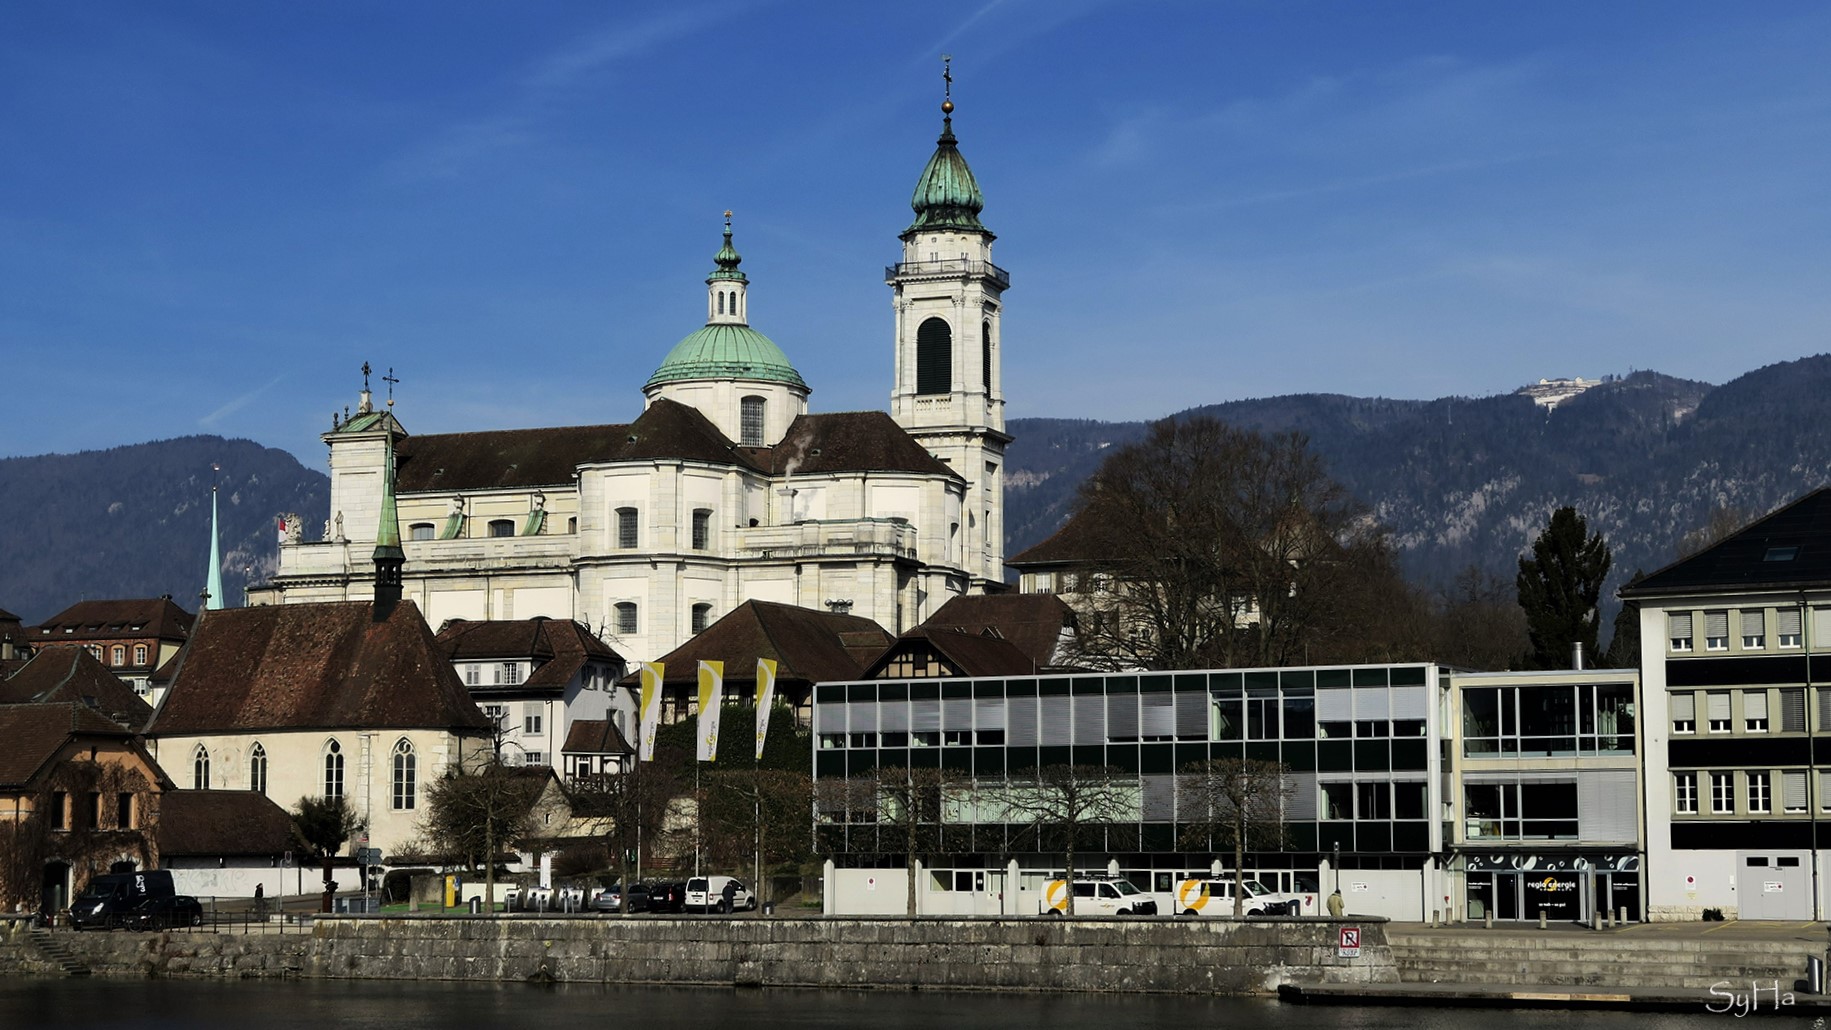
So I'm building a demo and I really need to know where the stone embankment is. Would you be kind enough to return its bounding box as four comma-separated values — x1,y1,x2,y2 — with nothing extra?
1389,925,1813,988
0,914,1393,995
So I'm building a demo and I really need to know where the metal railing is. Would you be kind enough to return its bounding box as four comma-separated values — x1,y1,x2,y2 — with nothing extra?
885,259,1009,289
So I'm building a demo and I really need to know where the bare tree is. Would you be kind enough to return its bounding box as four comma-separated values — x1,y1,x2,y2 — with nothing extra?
1175,758,1290,916
421,754,545,912
697,767,815,907
566,757,683,912
1430,564,1530,670
868,766,965,916
1061,416,1395,671
1676,505,1759,559
997,765,1135,915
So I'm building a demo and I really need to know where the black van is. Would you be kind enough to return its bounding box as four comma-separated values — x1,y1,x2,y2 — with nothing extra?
69,870,176,930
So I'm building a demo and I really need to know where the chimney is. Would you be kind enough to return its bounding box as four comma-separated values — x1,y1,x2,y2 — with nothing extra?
1571,642,1585,671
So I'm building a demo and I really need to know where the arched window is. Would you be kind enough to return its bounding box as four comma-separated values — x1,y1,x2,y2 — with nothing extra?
691,603,713,635
916,317,952,395
615,602,639,635
133,644,147,666
410,523,435,541
488,519,515,538
392,739,416,811
740,396,766,446
718,291,725,315
982,319,993,391
192,745,210,790
110,645,125,666
323,740,344,801
249,743,268,795
616,507,639,548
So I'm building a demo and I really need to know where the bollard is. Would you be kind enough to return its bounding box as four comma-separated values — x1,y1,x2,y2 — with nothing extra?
1484,910,1493,930
1591,910,1602,931
1618,906,1627,925
1539,908,1547,930
1605,908,1614,928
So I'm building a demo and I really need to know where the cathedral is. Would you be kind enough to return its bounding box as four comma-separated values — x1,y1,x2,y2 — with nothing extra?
256,88,1012,665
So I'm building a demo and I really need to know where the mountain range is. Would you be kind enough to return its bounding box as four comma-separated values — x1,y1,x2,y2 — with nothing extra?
5,355,1830,626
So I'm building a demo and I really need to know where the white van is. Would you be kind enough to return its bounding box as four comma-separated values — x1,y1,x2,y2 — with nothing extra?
685,875,756,913
1169,877,1301,917
1041,877,1158,917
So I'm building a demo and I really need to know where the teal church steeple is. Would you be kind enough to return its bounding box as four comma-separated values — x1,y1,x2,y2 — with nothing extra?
373,415,405,607
205,475,225,611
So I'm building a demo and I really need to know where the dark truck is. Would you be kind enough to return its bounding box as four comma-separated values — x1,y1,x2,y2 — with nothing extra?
69,870,189,930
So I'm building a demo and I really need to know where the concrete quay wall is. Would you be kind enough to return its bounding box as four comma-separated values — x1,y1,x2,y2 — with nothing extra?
6,915,1396,995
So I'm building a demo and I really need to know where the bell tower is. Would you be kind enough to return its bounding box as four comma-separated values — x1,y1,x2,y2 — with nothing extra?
888,58,1011,591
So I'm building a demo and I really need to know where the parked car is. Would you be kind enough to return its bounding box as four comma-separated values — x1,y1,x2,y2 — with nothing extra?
1169,877,1300,917
646,881,686,913
126,895,204,930
1041,877,1157,917
69,870,178,931
685,876,756,913
592,883,650,913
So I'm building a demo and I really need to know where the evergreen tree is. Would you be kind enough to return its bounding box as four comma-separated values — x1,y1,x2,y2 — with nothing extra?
1516,507,1613,669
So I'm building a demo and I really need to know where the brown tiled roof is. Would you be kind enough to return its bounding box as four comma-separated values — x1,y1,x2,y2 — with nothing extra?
560,718,633,756
0,647,155,731
149,600,494,735
919,594,1075,668
32,597,195,643
437,618,623,694
749,412,961,479
1007,508,1118,566
866,629,1040,677
0,702,142,788
0,607,20,623
157,790,296,857
633,601,894,687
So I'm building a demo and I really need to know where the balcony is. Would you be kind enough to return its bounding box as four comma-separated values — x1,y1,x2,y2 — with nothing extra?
736,518,918,562
885,259,1009,290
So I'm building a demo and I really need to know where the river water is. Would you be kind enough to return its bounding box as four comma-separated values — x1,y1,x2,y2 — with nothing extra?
0,979,1763,1029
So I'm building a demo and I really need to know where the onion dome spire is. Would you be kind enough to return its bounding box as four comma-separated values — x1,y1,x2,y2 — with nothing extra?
907,56,988,236
709,210,746,283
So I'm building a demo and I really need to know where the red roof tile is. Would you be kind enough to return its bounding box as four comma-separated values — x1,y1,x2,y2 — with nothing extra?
157,790,297,857
32,597,194,643
919,594,1075,669
560,718,633,756
0,702,145,788
0,647,155,731
636,601,893,687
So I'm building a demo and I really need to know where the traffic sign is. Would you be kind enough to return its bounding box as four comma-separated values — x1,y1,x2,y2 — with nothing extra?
356,847,383,866
1337,926,1361,958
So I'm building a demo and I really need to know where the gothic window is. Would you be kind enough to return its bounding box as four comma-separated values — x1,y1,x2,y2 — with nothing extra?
917,317,952,395
692,508,712,550
392,739,416,811
488,519,515,538
692,603,713,634
615,602,639,635
617,507,639,548
982,319,992,391
323,740,345,801
249,742,268,795
740,396,765,446
410,523,435,541
193,745,210,790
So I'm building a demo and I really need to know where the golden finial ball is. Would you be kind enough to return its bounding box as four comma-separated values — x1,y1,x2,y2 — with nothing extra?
942,99,954,114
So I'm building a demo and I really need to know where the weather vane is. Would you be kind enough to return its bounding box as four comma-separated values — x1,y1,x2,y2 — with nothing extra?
942,54,952,101
383,367,400,407
361,361,372,391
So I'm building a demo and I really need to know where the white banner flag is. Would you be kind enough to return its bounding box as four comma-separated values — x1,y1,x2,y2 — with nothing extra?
637,662,664,762
696,660,724,762
754,657,778,760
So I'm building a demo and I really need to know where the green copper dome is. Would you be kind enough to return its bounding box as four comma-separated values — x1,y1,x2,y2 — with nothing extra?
907,102,988,236
645,323,808,390
709,211,746,283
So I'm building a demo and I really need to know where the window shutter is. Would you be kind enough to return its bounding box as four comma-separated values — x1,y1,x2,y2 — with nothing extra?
1072,695,1104,744
815,703,845,733
1283,772,1319,820
1779,608,1803,637
1784,771,1808,810
881,700,911,732
1671,693,1696,722
916,318,953,395
1741,610,1765,637
910,699,941,732
1577,770,1637,842
1141,695,1175,737
1783,689,1807,733
1106,694,1139,739
974,698,1006,730
847,702,877,733
1175,691,1207,737
941,698,973,730
1814,607,1831,643
1821,688,1831,732
1668,612,1692,638
1354,688,1391,720
1744,691,1769,720
1316,688,1352,721
1009,696,1039,746
1390,685,1429,719
1039,696,1071,745
1707,692,1731,721
1705,610,1729,638
1142,775,1175,822
1821,770,1831,810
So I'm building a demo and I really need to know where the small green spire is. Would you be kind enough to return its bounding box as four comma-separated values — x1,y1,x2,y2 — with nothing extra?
709,210,747,282
205,478,224,611
374,432,403,557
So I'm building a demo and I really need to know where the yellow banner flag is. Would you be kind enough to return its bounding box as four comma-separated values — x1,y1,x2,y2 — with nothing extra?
696,660,724,762
754,657,778,760
637,662,664,762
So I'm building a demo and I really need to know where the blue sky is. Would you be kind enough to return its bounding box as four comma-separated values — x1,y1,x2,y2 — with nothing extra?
4,2,1829,468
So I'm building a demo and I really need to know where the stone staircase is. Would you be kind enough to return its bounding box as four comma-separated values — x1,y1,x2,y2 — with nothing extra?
27,928,92,978
1389,928,1814,989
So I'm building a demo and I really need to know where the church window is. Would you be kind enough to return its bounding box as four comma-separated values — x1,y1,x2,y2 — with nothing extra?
615,602,639,635
740,396,765,446
323,740,345,801
392,739,416,811
617,508,639,548
110,645,125,666
917,318,952,395
192,745,210,790
982,319,992,390
410,523,435,541
249,743,268,795
133,644,147,665
692,509,712,550
488,519,515,538
692,603,713,634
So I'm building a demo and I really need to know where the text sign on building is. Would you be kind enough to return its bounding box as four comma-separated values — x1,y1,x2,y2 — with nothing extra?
1765,881,1785,893
1338,926,1361,958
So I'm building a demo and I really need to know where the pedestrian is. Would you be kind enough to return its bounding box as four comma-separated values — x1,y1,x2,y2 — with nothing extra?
1326,889,1344,917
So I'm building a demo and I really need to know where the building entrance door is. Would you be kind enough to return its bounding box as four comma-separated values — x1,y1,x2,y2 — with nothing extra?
1738,852,1809,920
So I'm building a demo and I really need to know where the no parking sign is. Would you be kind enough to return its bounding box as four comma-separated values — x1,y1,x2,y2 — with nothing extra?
1337,926,1361,958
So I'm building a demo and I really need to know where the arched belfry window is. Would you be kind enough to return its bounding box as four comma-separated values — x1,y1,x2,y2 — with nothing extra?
740,396,766,446
718,292,725,315
323,739,345,801
249,743,267,795
917,317,952,395
982,319,993,392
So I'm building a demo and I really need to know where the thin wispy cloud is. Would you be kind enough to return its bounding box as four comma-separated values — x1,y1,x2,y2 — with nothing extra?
199,374,286,429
